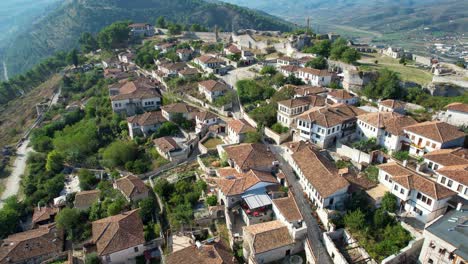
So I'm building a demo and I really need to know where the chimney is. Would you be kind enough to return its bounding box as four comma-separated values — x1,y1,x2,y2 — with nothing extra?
195,241,202,250
402,160,408,167
456,202,463,211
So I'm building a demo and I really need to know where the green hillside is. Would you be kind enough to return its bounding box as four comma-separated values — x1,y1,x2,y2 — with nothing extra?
3,0,292,78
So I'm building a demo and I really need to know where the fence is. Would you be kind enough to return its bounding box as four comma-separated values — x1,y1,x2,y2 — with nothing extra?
323,229,377,264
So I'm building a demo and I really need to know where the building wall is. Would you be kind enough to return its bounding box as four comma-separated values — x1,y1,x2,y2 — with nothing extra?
436,173,468,200
440,109,468,126
101,244,146,264
418,231,463,264
407,131,464,156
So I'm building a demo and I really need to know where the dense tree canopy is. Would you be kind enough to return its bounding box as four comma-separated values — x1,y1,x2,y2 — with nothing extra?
97,21,131,50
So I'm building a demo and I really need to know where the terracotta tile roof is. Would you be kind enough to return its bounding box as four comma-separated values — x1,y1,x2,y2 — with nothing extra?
298,67,334,76
161,102,199,114
127,111,166,126
226,44,241,54
436,164,468,185
404,121,465,143
272,196,303,222
195,111,218,121
74,189,101,209
92,209,145,256
166,240,237,264
179,68,199,76
297,104,366,128
423,148,468,167
129,23,149,28
115,175,149,200
224,143,276,172
110,79,161,101
280,65,300,73
278,97,310,108
378,163,456,200
199,80,228,92
0,224,63,264
358,112,417,136
159,62,187,72
243,220,294,254
328,90,355,100
291,85,327,96
278,56,297,62
227,119,256,134
291,141,349,198
197,55,224,64
177,49,193,54
32,207,59,225
379,99,406,109
217,169,277,196
446,102,468,113
154,137,179,153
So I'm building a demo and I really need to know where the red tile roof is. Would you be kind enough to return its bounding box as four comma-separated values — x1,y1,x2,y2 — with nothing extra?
227,119,256,134
224,143,276,172
446,102,468,113
114,175,149,200
166,240,237,264
404,121,465,143
154,137,179,153
127,111,166,126
423,148,468,167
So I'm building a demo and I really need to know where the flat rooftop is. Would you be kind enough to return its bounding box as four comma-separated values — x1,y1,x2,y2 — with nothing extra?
426,208,468,260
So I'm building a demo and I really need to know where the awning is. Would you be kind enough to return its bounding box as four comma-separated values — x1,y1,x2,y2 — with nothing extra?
242,193,272,210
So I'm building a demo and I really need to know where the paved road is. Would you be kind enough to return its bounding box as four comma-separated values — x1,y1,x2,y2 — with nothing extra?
267,143,333,264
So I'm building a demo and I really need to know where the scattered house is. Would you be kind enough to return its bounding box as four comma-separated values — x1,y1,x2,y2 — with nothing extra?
241,50,255,64
158,62,188,78
195,111,219,133
295,68,334,86
289,141,349,210
153,136,188,162
110,79,162,115
176,49,193,62
272,195,307,241
279,65,300,76
0,224,64,264
383,46,404,59
161,102,199,121
298,56,314,67
226,119,256,144
291,85,327,97
422,147,468,172
437,102,468,126
193,54,225,73
90,210,146,263
104,68,130,80
356,112,418,153
295,104,366,148
114,175,150,202
223,143,278,173
154,42,176,53
435,164,468,200
128,23,154,37
74,189,101,210
224,44,242,55
31,206,59,228
127,111,166,139
277,56,299,66
118,52,135,65
277,96,326,127
102,58,120,69
418,208,467,264
378,162,456,223
243,220,302,263
327,90,358,105
178,67,200,79
378,99,406,114
404,121,465,156
166,239,237,264
198,80,229,102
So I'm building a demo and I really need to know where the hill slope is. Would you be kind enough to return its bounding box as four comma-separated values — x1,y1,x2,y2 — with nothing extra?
3,0,292,78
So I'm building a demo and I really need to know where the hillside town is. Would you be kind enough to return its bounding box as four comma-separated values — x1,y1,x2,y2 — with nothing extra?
0,20,467,264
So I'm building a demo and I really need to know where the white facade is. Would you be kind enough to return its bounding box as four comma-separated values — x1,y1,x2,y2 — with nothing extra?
127,122,162,139
111,97,161,115
356,119,409,153
198,84,225,103
435,173,468,200
101,243,146,264
406,131,465,157
277,103,310,127
327,95,358,105
437,108,468,126
296,119,356,148
378,169,452,223
295,70,332,86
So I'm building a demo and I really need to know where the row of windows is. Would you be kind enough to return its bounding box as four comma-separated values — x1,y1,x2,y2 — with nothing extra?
358,120,377,132
410,134,438,149
416,192,433,206
440,176,467,195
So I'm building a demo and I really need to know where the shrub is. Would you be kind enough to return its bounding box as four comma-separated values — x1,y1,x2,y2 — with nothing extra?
381,192,398,212
392,151,409,161
271,123,289,134
206,195,218,206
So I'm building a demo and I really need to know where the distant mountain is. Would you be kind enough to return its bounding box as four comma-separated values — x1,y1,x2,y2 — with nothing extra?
221,0,468,41
3,0,292,78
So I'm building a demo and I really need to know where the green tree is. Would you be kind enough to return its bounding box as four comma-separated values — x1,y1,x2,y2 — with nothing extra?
56,208,81,239
0,197,22,238
154,122,179,138
156,16,167,28
107,198,126,216
167,23,183,35
206,195,218,206
305,56,328,69
381,192,398,212
304,40,331,57
154,178,174,200
67,49,80,67
271,123,288,134
245,131,262,143
455,60,465,69
341,48,361,64
260,65,277,75
101,140,138,168
344,209,366,232
139,197,156,224
362,69,402,99
46,150,64,173
85,253,101,264
79,32,98,53
78,169,99,190
373,208,394,229
97,21,130,50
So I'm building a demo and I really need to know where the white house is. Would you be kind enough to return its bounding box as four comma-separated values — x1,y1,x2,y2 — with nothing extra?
272,195,307,241
383,47,404,59
378,162,456,224
193,54,225,73
404,121,465,156
113,175,150,202
327,90,358,105
422,147,468,172
356,112,417,153
92,210,146,264
295,67,334,86
127,111,166,139
437,102,468,126
110,79,162,115
157,62,188,78
277,56,299,66
289,141,350,210
226,119,256,144
198,80,228,102
128,23,154,37
378,99,406,114
279,65,300,76
435,164,468,200
277,96,325,127
418,208,467,264
176,49,193,62
161,102,199,121
118,52,135,64
153,136,188,162
295,104,366,148
194,111,219,133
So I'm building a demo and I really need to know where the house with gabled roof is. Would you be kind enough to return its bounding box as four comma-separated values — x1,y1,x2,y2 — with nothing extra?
295,104,366,148
153,136,188,162
176,49,194,62
277,56,299,66
0,224,64,264
222,143,278,173
295,67,334,86
356,111,418,153
272,195,307,241
74,189,101,211
279,65,300,76
291,85,327,97
437,102,468,126
378,162,456,223
127,111,166,139
289,141,349,210
327,90,358,105
110,78,162,115
194,54,225,73
422,147,468,172
128,23,154,37
403,121,465,156
114,175,149,202
198,80,229,102
277,95,326,127
90,209,145,263
378,99,406,114
435,164,468,200
226,119,256,144
166,239,237,264
31,206,59,228
194,111,219,133
161,102,199,121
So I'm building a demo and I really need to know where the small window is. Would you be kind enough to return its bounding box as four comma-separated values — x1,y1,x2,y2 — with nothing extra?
427,198,432,206
447,180,453,188
431,143,436,148
428,162,433,169
441,177,446,184
394,185,399,191
433,164,439,170
400,188,404,195
134,247,139,252
417,193,422,199
457,185,463,192
428,258,434,264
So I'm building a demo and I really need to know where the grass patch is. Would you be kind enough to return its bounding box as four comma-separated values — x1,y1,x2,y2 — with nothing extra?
202,137,223,149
